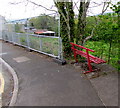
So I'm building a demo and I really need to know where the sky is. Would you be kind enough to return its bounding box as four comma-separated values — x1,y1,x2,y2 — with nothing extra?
0,0,118,20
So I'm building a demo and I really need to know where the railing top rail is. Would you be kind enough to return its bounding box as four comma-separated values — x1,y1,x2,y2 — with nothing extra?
15,32,60,39
29,34,60,38
70,42,95,52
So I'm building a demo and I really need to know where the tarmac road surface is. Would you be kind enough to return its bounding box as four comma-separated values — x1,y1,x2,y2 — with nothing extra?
1,41,105,106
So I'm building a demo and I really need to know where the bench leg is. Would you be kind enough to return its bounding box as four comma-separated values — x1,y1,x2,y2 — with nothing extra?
88,61,92,72
84,50,93,74
74,52,78,63
84,61,93,74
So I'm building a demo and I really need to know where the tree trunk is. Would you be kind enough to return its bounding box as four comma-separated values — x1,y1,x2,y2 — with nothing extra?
54,2,75,58
108,40,112,64
76,1,90,45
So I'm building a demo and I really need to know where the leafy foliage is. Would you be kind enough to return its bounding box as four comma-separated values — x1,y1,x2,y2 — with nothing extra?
15,23,24,33
29,14,58,35
85,41,119,69
55,1,89,58
95,13,118,42
55,2,75,58
85,12,119,70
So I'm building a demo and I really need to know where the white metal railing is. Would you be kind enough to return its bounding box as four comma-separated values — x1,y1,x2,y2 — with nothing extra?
2,31,63,59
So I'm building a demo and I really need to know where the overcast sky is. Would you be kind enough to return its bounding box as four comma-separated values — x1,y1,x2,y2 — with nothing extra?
0,0,118,20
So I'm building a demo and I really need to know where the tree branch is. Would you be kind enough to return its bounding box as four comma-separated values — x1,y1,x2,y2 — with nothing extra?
10,0,57,13
83,1,111,45
26,0,57,12
9,1,24,5
64,3,71,41
73,0,79,11
101,1,111,15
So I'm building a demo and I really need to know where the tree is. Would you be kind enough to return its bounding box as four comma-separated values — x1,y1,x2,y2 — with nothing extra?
54,1,91,57
54,1,109,57
54,2,75,57
76,1,90,45
110,2,120,27
83,1,111,46
96,13,118,63
29,14,58,34
110,2,120,71
15,23,21,32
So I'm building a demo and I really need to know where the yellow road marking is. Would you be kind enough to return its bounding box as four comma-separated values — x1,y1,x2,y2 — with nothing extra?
0,72,4,94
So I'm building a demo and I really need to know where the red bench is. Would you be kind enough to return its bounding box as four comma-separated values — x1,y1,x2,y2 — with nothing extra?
70,42,106,74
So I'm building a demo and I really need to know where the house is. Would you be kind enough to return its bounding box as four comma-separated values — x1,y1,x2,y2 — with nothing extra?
34,29,55,36
7,18,30,33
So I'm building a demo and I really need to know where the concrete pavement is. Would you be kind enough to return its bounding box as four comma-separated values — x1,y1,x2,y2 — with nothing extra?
86,63,118,106
1,41,106,106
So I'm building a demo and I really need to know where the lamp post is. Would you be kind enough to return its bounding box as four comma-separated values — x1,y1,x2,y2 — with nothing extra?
55,13,60,37
55,13,63,60
26,18,30,48
58,14,60,37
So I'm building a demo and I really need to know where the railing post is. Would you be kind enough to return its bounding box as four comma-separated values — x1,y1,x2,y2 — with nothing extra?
16,33,18,44
39,37,42,51
11,32,13,43
8,32,9,41
26,33,30,48
58,37,63,60
72,44,78,63
86,49,92,72
18,33,21,45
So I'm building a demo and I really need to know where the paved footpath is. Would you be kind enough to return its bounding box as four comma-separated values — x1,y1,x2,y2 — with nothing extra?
1,41,105,106
0,61,14,106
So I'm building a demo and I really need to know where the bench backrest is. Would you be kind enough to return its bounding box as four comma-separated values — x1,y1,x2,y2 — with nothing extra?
70,42,95,52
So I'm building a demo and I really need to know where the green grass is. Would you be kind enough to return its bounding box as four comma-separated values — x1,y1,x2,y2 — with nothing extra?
85,41,119,69
19,35,59,56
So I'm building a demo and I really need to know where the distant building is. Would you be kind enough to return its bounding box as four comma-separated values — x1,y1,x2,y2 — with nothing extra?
6,18,56,35
34,29,55,36
7,18,35,33
8,18,29,24
24,27,36,33
0,15,6,39
7,18,29,33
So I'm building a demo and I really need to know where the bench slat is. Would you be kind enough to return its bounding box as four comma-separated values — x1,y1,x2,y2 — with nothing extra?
70,42,95,52
75,50,106,64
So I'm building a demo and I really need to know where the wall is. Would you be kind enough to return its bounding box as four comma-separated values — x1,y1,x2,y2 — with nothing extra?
0,15,6,39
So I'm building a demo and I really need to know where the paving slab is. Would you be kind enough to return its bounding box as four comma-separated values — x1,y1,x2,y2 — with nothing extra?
90,72,118,106
86,63,118,107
